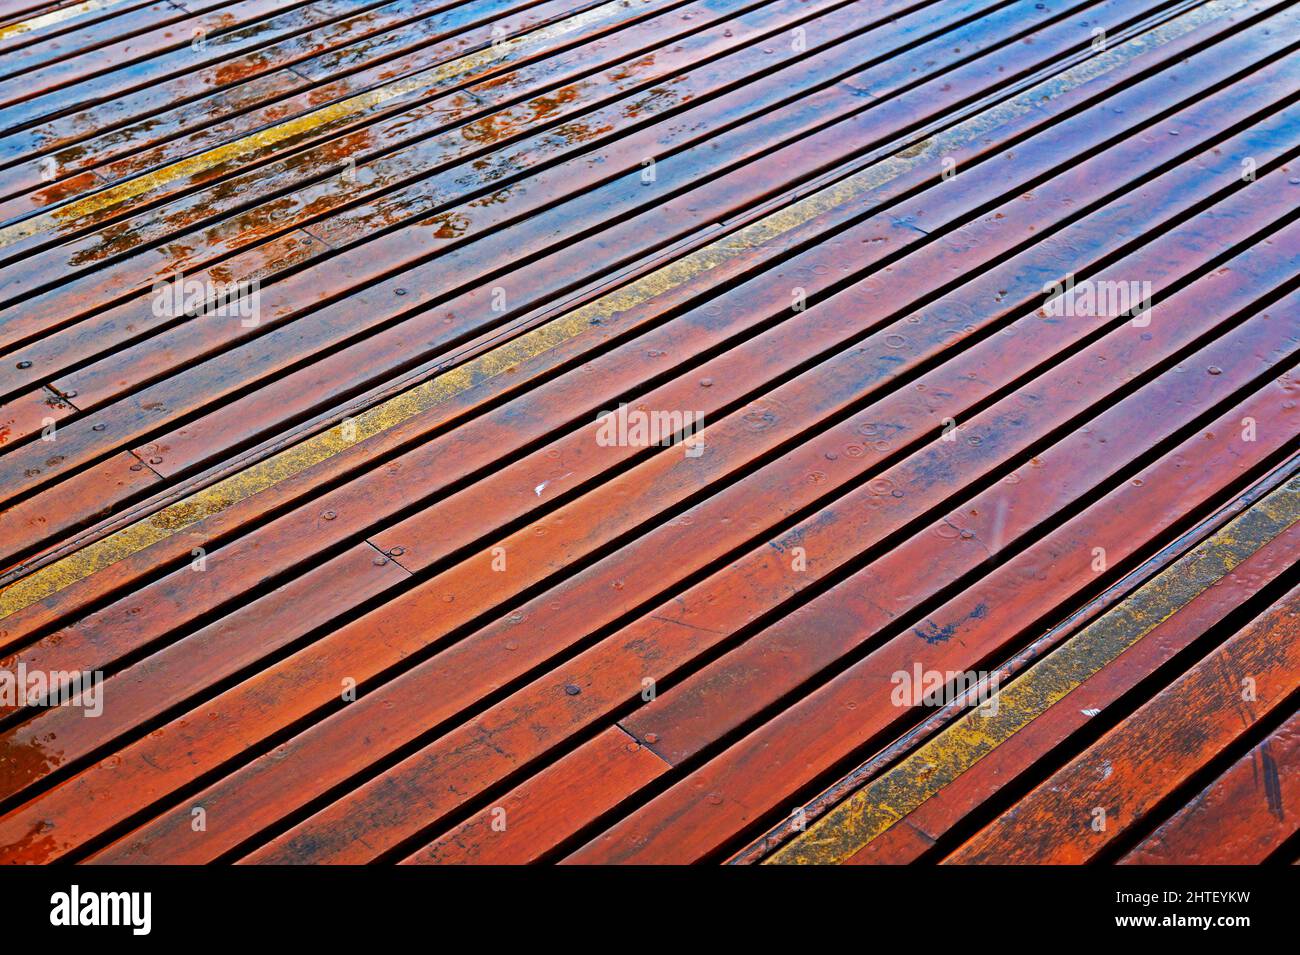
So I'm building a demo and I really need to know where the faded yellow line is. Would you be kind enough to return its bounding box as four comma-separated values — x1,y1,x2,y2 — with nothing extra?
0,0,1245,620
767,475,1300,865
0,0,124,41
0,0,634,247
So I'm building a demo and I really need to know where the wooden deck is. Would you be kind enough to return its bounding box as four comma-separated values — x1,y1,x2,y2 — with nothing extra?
0,0,1297,865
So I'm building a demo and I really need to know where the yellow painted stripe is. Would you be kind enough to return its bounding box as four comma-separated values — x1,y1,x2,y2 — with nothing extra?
766,475,1300,865
0,0,634,248
0,0,1244,620
0,0,124,42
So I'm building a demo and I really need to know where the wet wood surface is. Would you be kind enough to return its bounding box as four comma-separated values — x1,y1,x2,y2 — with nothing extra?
0,0,1296,864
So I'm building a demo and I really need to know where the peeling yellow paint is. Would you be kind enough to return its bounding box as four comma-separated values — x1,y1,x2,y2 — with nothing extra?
0,0,1246,619
767,475,1300,864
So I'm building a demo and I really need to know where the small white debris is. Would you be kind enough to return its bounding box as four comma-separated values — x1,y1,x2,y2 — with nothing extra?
533,472,573,497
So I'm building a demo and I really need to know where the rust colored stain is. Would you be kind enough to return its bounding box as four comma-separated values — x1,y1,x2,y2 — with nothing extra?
0,0,1297,868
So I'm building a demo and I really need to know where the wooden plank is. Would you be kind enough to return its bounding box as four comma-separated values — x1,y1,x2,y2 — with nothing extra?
27,141,1289,867
944,584,1300,864
0,0,481,204
0,0,608,179
0,542,408,802
8,36,1280,734
0,0,340,119
1120,709,1300,865
398,726,669,866
0,0,1268,631
847,510,1300,863
0,452,162,574
8,41,1288,724
0,0,1295,866
566,326,1300,863
0,0,665,254
226,239,1300,864
0,23,1289,711
0,0,912,380
4,0,1044,456
764,482,1300,864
